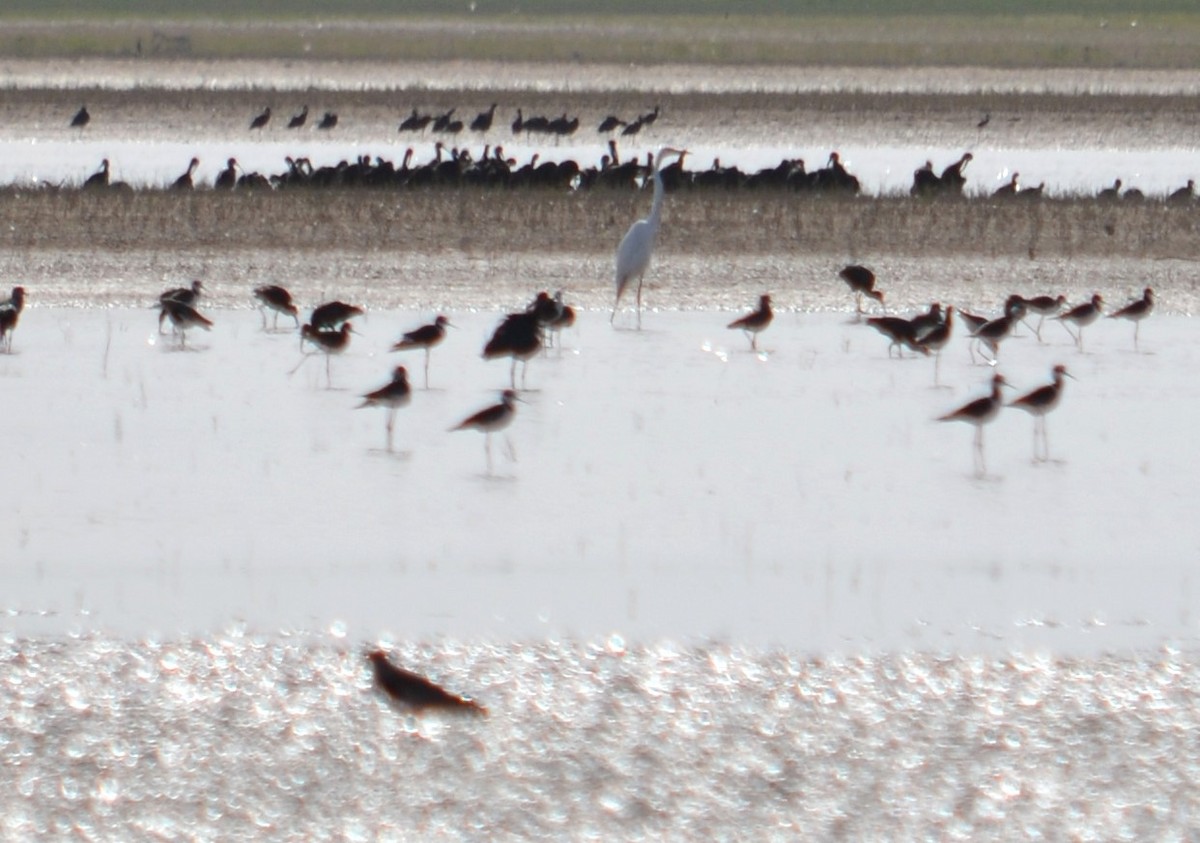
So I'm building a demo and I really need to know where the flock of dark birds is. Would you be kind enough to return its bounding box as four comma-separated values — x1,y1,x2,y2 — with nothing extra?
835,263,1155,475
64,103,1198,200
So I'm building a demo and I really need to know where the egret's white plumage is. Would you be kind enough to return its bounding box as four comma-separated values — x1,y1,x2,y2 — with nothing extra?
612,146,686,328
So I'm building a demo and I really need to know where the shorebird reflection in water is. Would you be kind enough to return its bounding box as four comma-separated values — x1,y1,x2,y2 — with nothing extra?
938,373,1008,477
367,650,486,716
358,365,412,452
451,389,519,475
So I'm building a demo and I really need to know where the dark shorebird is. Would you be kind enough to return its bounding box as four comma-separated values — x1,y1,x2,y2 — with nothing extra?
938,373,1008,477
215,158,239,190
390,314,451,388
71,105,90,128
1008,364,1074,462
546,290,576,350
470,103,497,132
367,650,486,716
727,294,773,351
299,322,354,387
317,111,338,130
310,300,365,331
839,264,885,316
908,302,944,343
287,105,309,129
597,114,626,133
1011,293,1066,341
969,298,1025,365
358,365,412,452
866,315,929,358
84,158,110,189
0,286,26,353
158,280,204,334
159,299,213,348
451,389,519,475
399,108,432,133
1055,293,1104,351
171,157,200,190
484,310,544,390
1107,286,1154,351
249,106,272,130
916,305,955,386
253,285,300,330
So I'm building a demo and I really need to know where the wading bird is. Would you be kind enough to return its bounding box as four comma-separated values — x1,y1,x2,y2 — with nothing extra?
159,299,213,349
938,373,1008,477
70,105,90,128
1055,293,1104,351
1008,364,1073,462
1107,287,1154,351
358,365,412,452
158,280,204,334
171,157,200,190
451,389,519,475
310,300,365,331
483,309,545,390
391,314,451,388
612,147,686,328
249,106,271,130
367,650,486,716
727,294,773,351
0,286,26,353
287,105,309,129
839,265,884,317
298,322,354,387
253,285,300,330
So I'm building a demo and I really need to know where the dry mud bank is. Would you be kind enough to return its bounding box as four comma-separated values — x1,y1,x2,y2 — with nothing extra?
1,189,1196,312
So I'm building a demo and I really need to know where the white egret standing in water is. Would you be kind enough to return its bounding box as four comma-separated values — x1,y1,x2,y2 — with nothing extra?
611,146,686,329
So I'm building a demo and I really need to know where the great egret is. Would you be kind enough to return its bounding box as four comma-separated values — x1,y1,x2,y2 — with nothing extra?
612,146,686,328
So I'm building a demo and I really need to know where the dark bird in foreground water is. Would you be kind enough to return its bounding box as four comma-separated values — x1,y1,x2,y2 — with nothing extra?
367,650,487,716
452,389,519,475
71,105,90,128
727,294,773,351
158,280,204,334
253,284,300,330
299,322,353,387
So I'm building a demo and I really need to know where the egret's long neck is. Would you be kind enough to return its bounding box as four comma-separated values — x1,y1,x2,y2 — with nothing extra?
647,155,669,225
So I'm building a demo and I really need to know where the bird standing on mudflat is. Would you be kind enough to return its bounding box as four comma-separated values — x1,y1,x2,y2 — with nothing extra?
727,294,773,351
938,373,1008,477
1008,364,1074,463
358,366,412,452
391,314,451,388
1107,287,1154,351
367,650,486,716
612,147,687,328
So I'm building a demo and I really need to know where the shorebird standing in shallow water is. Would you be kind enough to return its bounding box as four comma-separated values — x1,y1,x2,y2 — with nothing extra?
253,285,300,330
839,264,885,318
451,389,519,475
367,650,486,716
916,306,954,386
483,310,544,390
358,365,412,452
309,300,365,331
159,299,213,349
391,315,451,388
1009,293,1066,341
727,294,774,351
298,322,354,387
546,290,576,351
1107,286,1154,351
938,373,1008,477
0,286,26,353
158,280,204,334
969,298,1025,366
1055,293,1104,352
1008,364,1074,463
